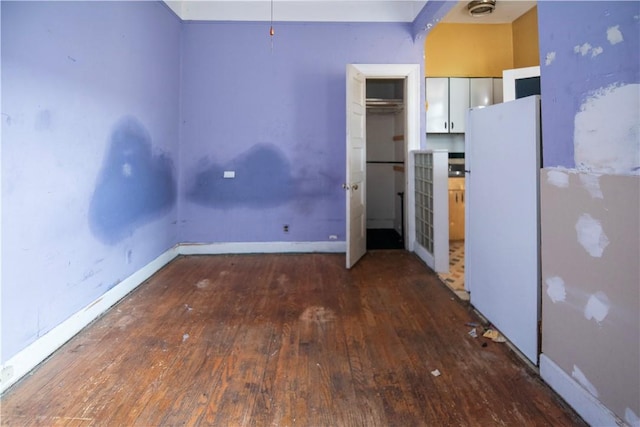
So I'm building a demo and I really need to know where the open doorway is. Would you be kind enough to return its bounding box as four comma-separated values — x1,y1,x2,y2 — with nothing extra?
365,79,406,250
423,3,540,296
345,64,421,268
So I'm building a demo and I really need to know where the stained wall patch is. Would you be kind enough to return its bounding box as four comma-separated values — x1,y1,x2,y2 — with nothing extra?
584,291,610,323
574,83,640,175
545,51,556,66
545,276,567,303
575,213,610,257
625,407,640,427
579,173,604,199
607,25,624,45
547,169,569,188
574,42,593,56
571,365,599,397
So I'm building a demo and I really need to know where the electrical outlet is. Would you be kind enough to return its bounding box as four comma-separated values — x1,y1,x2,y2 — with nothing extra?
283,224,289,233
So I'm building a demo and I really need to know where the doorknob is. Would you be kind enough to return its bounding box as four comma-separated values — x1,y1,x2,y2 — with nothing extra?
352,184,359,190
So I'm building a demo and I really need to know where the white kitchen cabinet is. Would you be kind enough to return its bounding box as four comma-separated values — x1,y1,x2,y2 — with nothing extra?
448,78,469,133
469,78,494,108
425,78,449,133
426,77,469,134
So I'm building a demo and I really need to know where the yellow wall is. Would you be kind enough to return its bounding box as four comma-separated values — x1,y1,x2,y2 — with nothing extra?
512,6,540,68
424,8,541,77
425,24,514,77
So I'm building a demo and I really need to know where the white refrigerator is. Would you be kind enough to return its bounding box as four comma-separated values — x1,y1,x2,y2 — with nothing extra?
465,95,541,364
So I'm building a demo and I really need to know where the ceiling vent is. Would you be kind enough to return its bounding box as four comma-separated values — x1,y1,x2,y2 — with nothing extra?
467,0,496,17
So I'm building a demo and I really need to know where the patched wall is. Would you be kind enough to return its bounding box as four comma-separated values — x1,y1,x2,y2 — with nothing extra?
538,1,640,424
541,171,639,422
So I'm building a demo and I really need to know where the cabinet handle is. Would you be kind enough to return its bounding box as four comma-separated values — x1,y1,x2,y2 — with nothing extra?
444,122,447,129
462,192,464,203
451,122,454,130
455,193,458,203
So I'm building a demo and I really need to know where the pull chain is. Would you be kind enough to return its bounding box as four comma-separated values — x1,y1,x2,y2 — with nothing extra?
270,0,274,52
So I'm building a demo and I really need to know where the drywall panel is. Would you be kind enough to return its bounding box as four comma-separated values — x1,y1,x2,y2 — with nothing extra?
541,170,639,423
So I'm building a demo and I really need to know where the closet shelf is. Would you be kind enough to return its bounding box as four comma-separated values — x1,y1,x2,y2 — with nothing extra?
366,98,404,114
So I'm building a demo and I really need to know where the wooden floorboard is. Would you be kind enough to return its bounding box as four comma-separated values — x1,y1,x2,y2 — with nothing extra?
1,251,585,426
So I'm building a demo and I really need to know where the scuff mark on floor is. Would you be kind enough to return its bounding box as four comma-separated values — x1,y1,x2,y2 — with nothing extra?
196,279,211,289
299,306,336,323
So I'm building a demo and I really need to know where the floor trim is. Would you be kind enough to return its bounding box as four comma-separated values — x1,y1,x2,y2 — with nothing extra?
413,242,435,271
1,241,346,394
539,354,621,426
178,241,346,255
0,247,179,394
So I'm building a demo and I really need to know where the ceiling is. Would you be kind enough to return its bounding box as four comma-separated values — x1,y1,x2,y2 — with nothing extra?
164,0,428,22
441,0,536,24
164,0,536,23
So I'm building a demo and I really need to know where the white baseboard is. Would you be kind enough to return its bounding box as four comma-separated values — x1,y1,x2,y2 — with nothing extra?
539,354,622,426
0,246,179,394
178,241,346,255
0,240,346,394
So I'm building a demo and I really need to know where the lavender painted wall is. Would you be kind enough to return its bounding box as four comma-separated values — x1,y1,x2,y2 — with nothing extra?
1,1,181,361
539,1,639,170
179,21,423,243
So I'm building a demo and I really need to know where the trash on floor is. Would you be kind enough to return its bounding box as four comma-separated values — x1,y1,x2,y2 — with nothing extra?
483,329,506,343
431,369,441,377
465,322,480,327
468,328,478,338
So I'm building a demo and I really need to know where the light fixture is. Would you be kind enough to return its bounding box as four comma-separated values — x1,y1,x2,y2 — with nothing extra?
467,0,496,17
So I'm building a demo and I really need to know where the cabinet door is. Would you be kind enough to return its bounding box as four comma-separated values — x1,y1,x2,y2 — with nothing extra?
449,190,465,240
448,78,470,133
426,78,449,133
470,78,493,108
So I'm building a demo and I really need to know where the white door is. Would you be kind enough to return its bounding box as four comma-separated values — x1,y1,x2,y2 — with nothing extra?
466,95,541,364
345,65,367,268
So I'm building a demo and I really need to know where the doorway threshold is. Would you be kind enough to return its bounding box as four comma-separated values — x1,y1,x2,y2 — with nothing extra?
437,240,468,301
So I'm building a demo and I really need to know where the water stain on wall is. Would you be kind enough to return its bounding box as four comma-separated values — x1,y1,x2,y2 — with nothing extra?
89,116,176,244
187,143,296,208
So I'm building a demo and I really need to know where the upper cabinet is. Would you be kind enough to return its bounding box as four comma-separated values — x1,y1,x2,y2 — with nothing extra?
469,78,493,108
426,77,503,134
426,78,469,134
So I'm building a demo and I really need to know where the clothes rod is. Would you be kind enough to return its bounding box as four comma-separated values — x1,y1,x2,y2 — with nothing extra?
366,161,404,164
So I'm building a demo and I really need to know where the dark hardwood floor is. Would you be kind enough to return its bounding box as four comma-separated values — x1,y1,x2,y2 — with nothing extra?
1,252,585,426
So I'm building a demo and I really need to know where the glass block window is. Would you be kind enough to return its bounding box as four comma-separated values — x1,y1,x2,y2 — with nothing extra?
414,152,434,253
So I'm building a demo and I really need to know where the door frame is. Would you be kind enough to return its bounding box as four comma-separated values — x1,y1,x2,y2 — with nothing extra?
346,64,421,256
